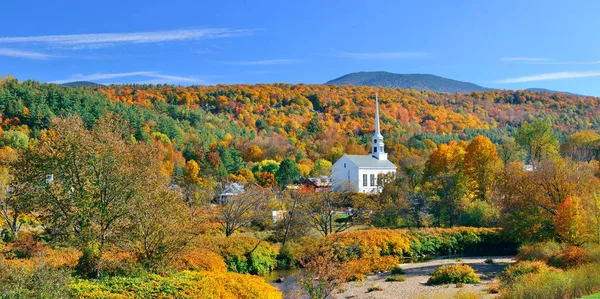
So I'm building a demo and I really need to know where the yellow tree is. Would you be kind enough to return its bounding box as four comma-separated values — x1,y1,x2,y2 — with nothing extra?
422,141,467,226
463,135,502,201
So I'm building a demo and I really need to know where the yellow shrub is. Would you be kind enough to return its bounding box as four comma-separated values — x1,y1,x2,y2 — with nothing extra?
173,248,227,272
71,270,282,299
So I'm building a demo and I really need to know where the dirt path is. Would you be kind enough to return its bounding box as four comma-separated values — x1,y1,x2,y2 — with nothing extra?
334,256,514,299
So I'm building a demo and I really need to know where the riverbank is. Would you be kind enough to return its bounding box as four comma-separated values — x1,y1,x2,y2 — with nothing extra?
334,256,514,299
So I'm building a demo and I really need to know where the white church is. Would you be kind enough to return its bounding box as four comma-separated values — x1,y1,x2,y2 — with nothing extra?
332,95,397,193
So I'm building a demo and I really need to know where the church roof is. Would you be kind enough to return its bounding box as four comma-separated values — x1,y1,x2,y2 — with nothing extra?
343,155,397,168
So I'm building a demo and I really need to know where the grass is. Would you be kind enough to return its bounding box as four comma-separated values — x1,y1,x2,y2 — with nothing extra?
385,275,406,282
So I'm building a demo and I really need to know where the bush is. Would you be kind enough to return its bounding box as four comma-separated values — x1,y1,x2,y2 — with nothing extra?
484,258,494,264
390,266,405,275
501,261,558,283
0,262,73,298
99,250,143,277
367,286,382,292
454,289,482,299
500,263,600,299
386,275,406,282
547,246,588,269
71,270,282,299
173,248,228,273
427,264,480,285
516,241,562,262
196,237,278,275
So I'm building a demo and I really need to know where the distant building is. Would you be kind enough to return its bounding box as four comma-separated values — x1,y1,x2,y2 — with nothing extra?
218,182,245,203
302,176,332,192
331,95,397,193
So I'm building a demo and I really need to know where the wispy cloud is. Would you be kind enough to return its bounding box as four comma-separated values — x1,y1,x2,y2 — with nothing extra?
50,71,203,84
0,28,254,48
334,51,428,60
500,57,551,62
0,48,57,59
222,59,299,66
494,71,600,83
501,57,600,65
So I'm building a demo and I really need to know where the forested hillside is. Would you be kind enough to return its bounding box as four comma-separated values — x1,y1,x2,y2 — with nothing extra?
1,76,598,187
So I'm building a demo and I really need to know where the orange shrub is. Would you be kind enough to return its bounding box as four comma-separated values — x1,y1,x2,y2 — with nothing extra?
173,248,227,272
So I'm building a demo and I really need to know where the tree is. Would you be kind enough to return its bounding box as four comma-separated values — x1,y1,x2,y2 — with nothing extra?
560,130,600,161
275,158,301,188
497,137,523,165
123,186,197,271
463,135,502,201
422,141,467,226
244,145,264,162
497,158,599,242
514,120,559,167
28,115,167,278
554,196,589,245
311,159,332,176
183,159,201,184
300,190,368,236
215,185,270,237
0,150,37,236
0,130,29,150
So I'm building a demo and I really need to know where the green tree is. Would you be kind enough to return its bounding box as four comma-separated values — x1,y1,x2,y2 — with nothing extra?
514,120,559,167
311,159,332,176
0,130,29,150
29,115,168,278
275,158,301,187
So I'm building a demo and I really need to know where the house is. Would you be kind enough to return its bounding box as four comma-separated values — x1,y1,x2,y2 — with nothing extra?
217,182,245,203
331,95,397,193
302,176,332,192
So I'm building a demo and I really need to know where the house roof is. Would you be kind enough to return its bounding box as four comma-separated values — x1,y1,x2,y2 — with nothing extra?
343,155,397,168
304,176,332,188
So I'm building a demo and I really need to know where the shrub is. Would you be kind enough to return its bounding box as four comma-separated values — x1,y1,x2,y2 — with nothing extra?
385,275,406,282
0,262,73,298
99,250,143,276
427,264,480,285
5,232,45,258
390,266,405,275
500,263,600,299
173,248,228,272
456,282,464,288
196,237,278,275
454,290,482,299
516,241,562,262
501,261,557,283
71,270,282,299
487,283,500,294
548,246,588,269
367,286,383,292
484,258,494,264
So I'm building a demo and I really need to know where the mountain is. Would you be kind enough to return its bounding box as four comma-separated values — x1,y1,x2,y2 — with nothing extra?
61,81,103,87
326,71,489,93
525,88,582,96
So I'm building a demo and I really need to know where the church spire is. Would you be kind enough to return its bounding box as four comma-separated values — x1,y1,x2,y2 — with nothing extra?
374,93,382,138
371,94,387,160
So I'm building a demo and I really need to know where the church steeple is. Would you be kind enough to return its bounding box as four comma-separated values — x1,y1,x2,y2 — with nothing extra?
371,94,387,160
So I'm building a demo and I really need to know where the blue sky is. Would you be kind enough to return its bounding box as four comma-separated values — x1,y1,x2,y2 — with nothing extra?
2,0,600,95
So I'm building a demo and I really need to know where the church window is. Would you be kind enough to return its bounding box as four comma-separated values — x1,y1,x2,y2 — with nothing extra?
374,147,377,153
344,163,346,168
363,174,367,186
370,174,375,186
